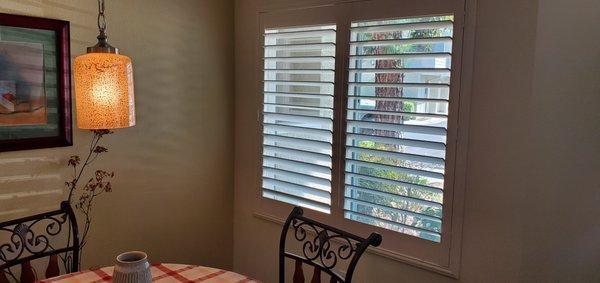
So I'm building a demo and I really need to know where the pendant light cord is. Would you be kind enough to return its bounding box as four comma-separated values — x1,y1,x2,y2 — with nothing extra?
87,0,118,53
97,0,107,36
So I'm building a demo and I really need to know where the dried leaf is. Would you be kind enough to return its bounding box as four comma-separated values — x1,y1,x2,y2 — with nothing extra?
68,156,80,167
93,146,108,153
92,129,113,137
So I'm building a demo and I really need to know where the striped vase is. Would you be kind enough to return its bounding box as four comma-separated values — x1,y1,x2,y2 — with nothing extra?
113,251,152,283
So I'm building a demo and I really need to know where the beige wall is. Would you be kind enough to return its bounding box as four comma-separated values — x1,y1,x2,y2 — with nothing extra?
0,0,234,269
1,0,598,280
233,0,600,282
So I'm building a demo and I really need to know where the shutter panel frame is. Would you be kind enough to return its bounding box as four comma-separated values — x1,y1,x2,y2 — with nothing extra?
261,24,337,214
343,15,455,242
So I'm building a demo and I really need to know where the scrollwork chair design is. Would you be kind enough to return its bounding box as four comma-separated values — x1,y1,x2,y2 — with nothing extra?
0,201,79,283
279,207,382,283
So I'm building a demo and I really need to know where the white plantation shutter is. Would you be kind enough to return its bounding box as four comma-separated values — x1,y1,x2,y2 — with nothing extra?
344,15,455,242
261,25,336,214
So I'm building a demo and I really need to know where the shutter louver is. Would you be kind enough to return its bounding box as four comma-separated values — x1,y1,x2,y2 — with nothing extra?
344,16,454,242
262,25,336,214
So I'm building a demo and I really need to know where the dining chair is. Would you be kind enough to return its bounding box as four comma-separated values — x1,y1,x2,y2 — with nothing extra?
0,201,80,283
279,207,382,283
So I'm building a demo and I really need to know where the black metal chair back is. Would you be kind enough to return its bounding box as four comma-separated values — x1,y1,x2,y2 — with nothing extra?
0,201,79,282
279,207,382,283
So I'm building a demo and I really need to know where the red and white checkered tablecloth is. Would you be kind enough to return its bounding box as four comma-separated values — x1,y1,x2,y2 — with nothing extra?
39,263,260,283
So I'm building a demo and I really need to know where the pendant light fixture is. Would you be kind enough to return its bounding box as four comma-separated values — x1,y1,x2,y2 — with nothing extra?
74,0,135,129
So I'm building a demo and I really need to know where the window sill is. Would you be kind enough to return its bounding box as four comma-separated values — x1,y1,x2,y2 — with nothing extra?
253,212,459,278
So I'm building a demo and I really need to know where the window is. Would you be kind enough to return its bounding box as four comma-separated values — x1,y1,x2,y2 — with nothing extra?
257,0,470,275
344,16,454,243
261,25,337,214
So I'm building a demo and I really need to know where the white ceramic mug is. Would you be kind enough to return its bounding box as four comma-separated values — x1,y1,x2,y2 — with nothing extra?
113,251,152,283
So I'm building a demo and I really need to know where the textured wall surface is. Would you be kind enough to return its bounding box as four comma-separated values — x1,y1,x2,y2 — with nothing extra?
233,0,600,282
0,0,234,269
1,0,598,280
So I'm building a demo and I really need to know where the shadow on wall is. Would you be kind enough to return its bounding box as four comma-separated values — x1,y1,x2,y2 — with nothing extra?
0,156,63,220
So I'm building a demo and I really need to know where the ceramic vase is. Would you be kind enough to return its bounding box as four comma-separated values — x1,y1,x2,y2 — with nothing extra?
113,251,152,283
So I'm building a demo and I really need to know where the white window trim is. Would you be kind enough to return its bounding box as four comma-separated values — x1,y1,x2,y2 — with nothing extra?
252,0,476,278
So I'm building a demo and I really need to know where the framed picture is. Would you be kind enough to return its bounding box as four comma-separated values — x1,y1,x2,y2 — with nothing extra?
0,13,71,152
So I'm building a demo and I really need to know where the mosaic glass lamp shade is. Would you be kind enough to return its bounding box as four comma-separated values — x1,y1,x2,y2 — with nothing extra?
74,53,135,129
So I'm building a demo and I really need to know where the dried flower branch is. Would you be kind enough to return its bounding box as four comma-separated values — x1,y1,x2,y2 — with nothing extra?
65,130,115,265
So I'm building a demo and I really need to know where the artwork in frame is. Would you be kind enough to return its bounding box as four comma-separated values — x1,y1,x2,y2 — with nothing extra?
0,13,72,152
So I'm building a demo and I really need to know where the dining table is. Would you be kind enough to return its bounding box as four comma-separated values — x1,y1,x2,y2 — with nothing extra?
39,263,260,283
